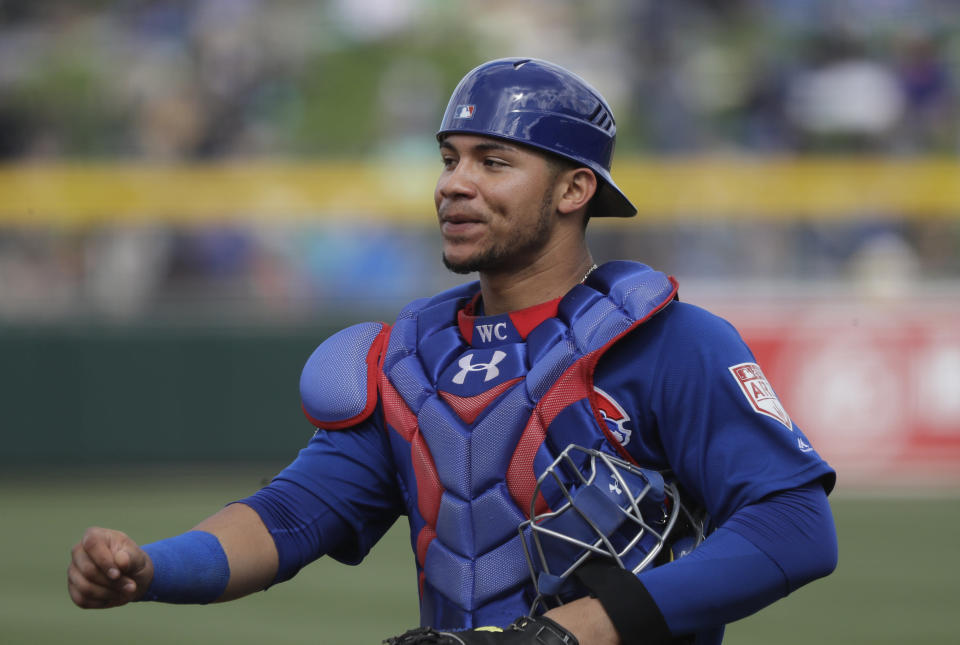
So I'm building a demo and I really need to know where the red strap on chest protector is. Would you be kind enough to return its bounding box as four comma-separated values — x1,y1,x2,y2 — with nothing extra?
507,276,679,517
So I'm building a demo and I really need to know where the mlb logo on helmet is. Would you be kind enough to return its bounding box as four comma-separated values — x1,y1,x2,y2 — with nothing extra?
455,104,475,119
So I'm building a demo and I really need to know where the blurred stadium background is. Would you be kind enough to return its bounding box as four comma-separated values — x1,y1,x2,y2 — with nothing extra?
1,0,958,643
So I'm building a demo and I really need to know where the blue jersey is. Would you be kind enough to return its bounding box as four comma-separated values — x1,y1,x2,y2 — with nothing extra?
593,299,834,526
241,262,836,642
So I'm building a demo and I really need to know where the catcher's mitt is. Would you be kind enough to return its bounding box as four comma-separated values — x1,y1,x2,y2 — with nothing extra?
383,616,578,645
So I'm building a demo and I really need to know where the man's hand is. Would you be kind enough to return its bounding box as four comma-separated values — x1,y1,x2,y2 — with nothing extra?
544,597,619,645
67,526,153,608
384,616,578,645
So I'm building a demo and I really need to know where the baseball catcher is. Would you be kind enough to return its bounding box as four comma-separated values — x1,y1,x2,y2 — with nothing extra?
68,58,838,645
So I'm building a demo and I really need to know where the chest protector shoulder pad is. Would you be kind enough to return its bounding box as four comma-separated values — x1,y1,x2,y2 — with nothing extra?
300,321,390,430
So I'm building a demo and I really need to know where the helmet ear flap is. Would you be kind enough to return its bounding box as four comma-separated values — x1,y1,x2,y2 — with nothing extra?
518,445,707,613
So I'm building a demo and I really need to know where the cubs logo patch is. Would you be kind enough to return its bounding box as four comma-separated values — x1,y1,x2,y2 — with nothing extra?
729,362,792,430
593,386,632,446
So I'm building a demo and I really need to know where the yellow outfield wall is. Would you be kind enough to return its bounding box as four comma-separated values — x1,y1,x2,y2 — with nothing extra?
1,157,959,227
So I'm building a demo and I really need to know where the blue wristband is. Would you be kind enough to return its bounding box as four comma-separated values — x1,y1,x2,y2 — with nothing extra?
139,530,230,604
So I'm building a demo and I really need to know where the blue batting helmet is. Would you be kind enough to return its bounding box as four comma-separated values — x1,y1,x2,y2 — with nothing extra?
438,58,637,218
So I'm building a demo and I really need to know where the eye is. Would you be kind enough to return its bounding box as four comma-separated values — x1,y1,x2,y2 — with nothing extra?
441,155,457,169
484,157,509,168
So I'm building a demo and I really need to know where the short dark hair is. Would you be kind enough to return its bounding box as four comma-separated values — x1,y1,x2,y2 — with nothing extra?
545,154,598,226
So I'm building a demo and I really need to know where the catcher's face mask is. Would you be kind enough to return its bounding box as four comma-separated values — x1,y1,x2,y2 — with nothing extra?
518,445,706,612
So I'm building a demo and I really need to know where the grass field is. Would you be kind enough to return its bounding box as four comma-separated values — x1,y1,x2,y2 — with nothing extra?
2,465,958,644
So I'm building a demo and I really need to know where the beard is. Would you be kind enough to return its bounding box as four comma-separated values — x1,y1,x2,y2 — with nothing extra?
441,188,555,275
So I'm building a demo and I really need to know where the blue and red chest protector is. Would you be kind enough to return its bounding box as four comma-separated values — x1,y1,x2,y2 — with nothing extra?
242,261,836,639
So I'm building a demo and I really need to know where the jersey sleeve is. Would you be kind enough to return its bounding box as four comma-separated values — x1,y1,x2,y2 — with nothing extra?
238,410,404,578
597,301,835,524
637,481,838,638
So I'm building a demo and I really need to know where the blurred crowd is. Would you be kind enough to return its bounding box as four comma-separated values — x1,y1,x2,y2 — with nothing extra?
2,0,958,158
1,0,958,323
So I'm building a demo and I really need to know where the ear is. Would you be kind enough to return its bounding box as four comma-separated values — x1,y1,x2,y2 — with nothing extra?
556,168,598,216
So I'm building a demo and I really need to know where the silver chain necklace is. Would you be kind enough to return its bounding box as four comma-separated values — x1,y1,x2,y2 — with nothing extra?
581,263,598,283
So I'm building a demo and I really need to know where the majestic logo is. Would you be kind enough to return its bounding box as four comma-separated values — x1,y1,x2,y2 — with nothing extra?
729,362,793,430
453,351,507,385
594,386,633,446
455,104,475,119
475,322,508,343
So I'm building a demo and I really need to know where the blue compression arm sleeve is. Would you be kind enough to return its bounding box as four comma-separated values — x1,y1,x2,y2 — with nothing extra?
139,531,230,604
638,480,837,635
238,422,404,583
240,478,354,584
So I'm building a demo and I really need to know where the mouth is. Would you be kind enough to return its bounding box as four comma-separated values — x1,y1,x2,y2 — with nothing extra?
439,209,487,237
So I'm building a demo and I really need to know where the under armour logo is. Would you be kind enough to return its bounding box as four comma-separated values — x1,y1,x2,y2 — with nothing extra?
452,351,507,385
609,475,623,496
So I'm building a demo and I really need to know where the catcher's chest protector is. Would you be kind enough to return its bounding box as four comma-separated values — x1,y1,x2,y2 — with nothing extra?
379,262,677,630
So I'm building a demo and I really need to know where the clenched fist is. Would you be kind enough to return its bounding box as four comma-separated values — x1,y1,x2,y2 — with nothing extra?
67,527,153,609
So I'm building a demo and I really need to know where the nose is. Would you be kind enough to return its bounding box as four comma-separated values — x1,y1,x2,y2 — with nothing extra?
436,160,478,204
